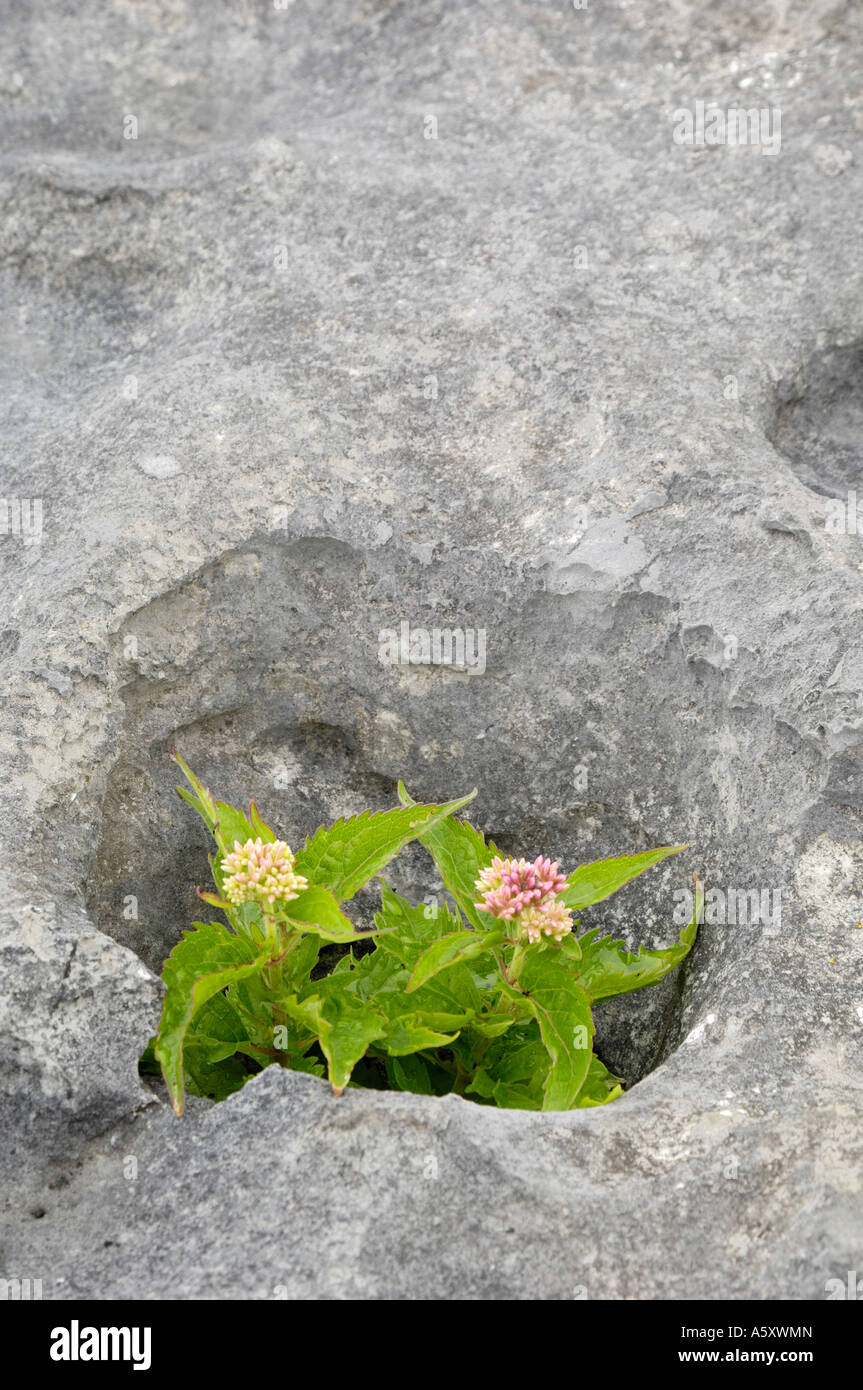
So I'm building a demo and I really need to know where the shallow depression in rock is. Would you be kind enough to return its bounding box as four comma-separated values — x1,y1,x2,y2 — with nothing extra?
85,535,816,1094
771,339,863,498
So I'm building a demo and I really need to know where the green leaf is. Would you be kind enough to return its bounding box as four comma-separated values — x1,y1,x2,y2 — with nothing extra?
383,1052,456,1097
560,845,687,911
294,790,476,902
212,801,256,857
386,1053,436,1095
555,932,583,964
290,1052,327,1079
173,755,279,859
282,990,386,1094
182,993,257,1104
372,884,485,1006
398,782,496,929
466,1020,550,1108
485,1081,543,1110
374,880,465,961
197,890,234,911
280,885,374,942
174,752,217,832
576,883,701,1001
321,933,475,1041
224,931,321,1060
505,950,595,1110
186,992,249,1057
182,1049,253,1103
345,910,490,1074
249,800,276,842
229,899,271,945
154,921,278,1116
280,931,323,991
468,1020,548,1090
379,1011,461,1056
372,886,487,1012
361,970,472,1033
573,1054,624,1108
469,1011,518,1039
407,927,506,993
347,943,407,1001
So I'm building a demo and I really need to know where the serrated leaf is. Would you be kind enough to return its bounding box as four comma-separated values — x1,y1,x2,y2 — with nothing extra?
225,932,321,1057
323,934,475,1041
469,1020,548,1090
398,782,496,929
373,979,471,1031
182,996,256,1102
576,883,701,1001
177,784,216,833
379,1011,461,1056
282,990,386,1093
505,951,595,1110
555,932,583,964
374,880,465,960
418,964,485,1018
560,845,687,910
466,1021,549,1109
464,1067,496,1100
279,885,372,942
290,1052,327,1079
154,921,278,1116
229,899,272,945
294,790,476,901
187,991,249,1053
407,927,505,993
372,883,487,1008
175,755,281,872
348,944,407,1001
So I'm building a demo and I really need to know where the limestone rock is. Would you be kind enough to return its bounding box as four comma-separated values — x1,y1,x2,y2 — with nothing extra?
1,0,862,1299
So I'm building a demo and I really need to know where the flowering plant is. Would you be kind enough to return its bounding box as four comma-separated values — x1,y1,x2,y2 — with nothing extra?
144,756,699,1114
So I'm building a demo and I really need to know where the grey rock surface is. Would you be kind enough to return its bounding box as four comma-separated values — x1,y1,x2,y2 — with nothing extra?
1,0,862,1299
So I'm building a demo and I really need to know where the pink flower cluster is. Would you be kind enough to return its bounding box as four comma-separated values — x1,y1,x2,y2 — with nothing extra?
474,856,573,944
221,837,308,910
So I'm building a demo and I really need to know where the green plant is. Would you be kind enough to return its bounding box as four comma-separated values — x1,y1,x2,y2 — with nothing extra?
144,756,700,1115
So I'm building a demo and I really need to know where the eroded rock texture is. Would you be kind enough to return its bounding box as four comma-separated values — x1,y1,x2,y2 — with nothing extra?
1,0,861,1299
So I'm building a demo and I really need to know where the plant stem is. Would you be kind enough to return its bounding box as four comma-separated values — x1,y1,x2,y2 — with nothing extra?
508,944,527,984
261,912,294,1067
